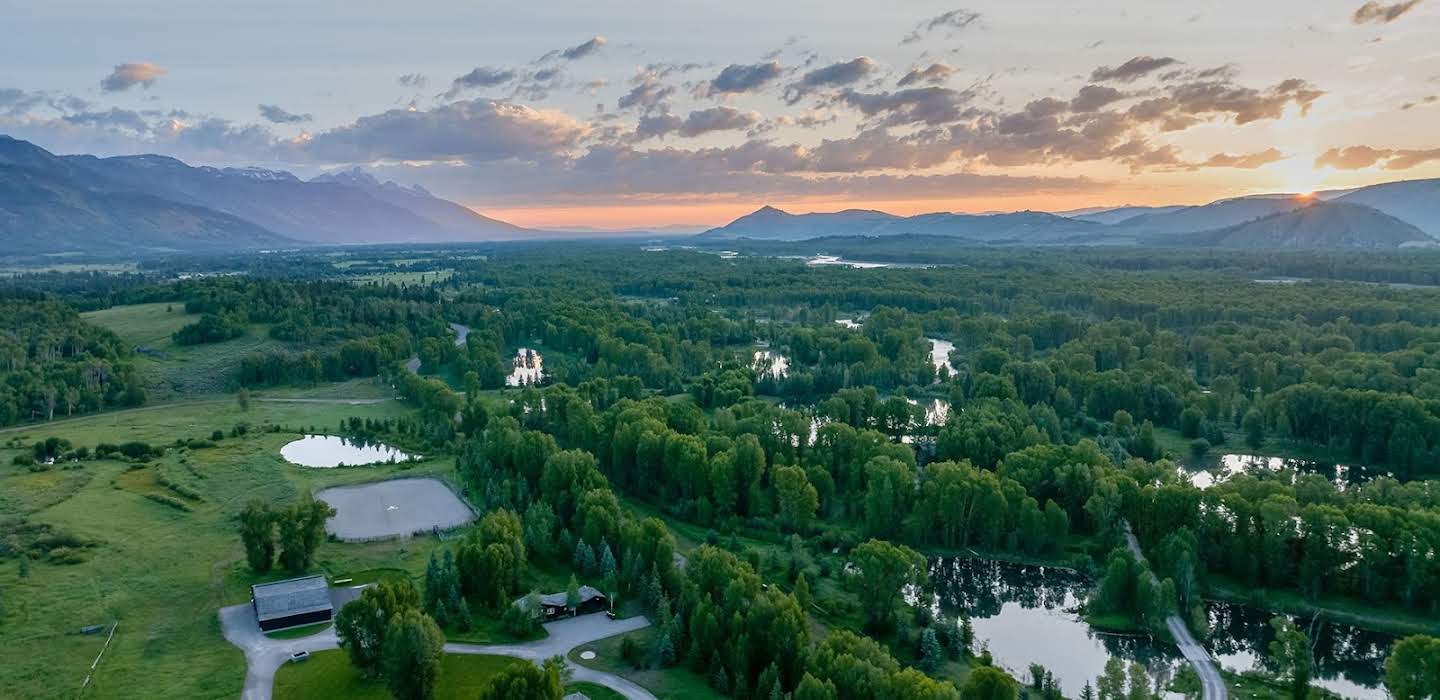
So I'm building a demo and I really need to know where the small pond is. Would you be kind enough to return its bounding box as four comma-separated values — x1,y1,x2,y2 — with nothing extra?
316,477,475,541
280,435,415,468
926,557,1393,698
928,337,957,376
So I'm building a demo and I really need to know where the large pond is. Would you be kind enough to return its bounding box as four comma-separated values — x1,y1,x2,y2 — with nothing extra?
316,477,475,541
507,347,544,386
1181,453,1383,490
926,557,1393,698
280,435,416,468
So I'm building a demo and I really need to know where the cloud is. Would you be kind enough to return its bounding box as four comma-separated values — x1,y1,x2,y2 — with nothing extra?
1199,148,1285,168
617,68,677,112
1316,145,1440,170
398,73,428,88
1090,56,1178,83
1126,78,1324,126
560,36,607,61
897,63,958,87
635,106,761,139
0,88,90,116
1352,0,1424,24
444,66,518,99
301,99,588,163
375,144,1098,206
840,86,977,125
1069,85,1127,112
902,9,981,44
786,57,876,103
101,62,168,92
258,104,312,124
62,108,152,133
704,61,783,95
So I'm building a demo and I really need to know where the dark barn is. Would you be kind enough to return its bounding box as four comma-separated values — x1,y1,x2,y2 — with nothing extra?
251,575,334,631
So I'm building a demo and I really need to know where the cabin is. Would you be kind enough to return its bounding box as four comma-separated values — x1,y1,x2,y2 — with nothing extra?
514,585,607,621
251,575,334,631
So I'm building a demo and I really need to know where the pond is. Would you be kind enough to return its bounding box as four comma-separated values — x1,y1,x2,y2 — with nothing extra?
1180,453,1382,490
507,347,544,386
280,435,416,468
753,349,790,379
926,557,1393,698
316,477,475,541
928,338,957,376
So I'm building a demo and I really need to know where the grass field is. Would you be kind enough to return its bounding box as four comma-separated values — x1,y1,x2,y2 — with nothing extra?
81,302,287,399
0,396,460,700
272,650,525,700
569,628,725,700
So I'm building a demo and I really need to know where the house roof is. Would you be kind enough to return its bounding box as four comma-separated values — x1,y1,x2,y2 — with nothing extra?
516,585,605,610
252,575,333,621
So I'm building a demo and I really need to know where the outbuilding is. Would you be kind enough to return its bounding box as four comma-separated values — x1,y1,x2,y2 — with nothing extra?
251,575,334,631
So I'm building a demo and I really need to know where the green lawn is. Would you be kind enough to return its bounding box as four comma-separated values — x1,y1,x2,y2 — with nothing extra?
569,628,725,700
273,650,524,700
568,681,627,700
0,398,458,700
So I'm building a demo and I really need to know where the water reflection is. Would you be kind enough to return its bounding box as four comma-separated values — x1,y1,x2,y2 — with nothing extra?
926,557,1393,698
753,349,790,379
507,347,544,386
1204,601,1393,699
928,338,957,377
1181,454,1381,490
280,435,415,468
927,557,1179,696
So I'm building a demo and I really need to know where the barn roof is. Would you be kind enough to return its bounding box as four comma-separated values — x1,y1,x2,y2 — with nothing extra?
252,575,332,622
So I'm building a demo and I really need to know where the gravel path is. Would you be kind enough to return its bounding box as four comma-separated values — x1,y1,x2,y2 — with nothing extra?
219,597,653,700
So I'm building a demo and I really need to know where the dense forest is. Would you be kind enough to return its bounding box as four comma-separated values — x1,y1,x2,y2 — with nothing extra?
0,297,145,425
5,243,1440,698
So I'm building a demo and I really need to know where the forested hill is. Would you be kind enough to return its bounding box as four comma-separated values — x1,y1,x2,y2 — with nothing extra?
1170,202,1435,250
700,179,1440,249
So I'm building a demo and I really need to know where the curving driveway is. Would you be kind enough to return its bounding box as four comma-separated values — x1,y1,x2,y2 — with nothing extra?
219,595,653,700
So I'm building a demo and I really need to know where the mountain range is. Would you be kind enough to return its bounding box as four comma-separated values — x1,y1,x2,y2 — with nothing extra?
4,134,1440,255
700,179,1440,250
0,135,534,255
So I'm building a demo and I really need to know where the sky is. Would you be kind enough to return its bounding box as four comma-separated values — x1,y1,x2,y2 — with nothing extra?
2,0,1438,229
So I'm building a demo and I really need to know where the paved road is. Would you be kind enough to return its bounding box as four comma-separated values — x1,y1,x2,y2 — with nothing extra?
219,596,653,700
1124,523,1227,700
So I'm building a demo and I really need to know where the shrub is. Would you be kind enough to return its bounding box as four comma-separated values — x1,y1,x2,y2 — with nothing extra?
144,493,193,512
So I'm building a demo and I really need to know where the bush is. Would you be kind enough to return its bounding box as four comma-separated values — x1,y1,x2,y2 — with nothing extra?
12,454,34,466
144,493,192,512
118,442,157,460
1189,438,1211,459
620,635,647,669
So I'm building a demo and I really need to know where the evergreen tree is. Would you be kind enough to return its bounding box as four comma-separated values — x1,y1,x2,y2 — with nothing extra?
919,628,943,673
